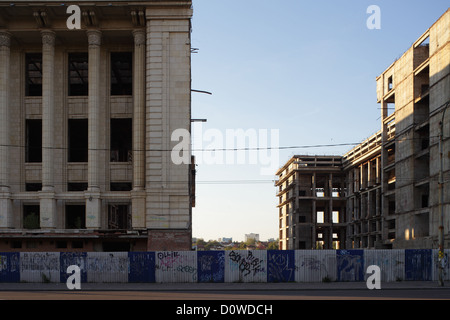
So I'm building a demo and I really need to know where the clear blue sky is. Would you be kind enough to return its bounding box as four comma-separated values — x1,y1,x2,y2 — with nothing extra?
190,0,449,242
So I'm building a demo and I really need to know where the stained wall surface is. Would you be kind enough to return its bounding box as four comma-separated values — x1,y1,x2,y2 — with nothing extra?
0,249,448,283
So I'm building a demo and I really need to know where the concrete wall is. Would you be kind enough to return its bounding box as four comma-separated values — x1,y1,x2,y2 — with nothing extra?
0,249,448,283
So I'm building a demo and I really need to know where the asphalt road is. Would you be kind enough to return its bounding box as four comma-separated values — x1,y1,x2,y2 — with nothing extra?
1,281,449,300
1,288,450,300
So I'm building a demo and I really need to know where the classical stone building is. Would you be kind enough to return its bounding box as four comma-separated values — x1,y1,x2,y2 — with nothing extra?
276,9,449,250
0,0,194,251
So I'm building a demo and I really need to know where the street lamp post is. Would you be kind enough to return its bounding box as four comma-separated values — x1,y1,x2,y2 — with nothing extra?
438,101,449,287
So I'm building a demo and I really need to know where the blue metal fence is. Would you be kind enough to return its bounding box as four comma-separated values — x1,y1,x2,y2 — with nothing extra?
0,249,447,283
0,252,20,283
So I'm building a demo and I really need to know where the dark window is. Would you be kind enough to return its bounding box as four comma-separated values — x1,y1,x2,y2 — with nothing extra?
71,241,84,249
26,183,42,192
68,53,88,96
11,241,22,249
422,195,429,208
66,205,86,229
110,182,132,191
23,205,40,229
68,183,88,191
25,119,42,163
68,119,88,162
421,138,429,150
111,52,132,95
25,53,42,96
56,241,68,249
298,241,306,249
108,204,131,230
110,118,132,162
388,76,393,91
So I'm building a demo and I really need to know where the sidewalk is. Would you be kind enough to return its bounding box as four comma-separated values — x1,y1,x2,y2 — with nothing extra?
0,281,448,291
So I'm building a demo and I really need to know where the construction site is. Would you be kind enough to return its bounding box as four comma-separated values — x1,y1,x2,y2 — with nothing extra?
276,9,449,250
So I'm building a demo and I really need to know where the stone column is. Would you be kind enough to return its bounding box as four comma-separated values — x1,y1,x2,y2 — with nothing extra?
0,31,12,228
131,29,146,229
39,30,56,229
85,30,102,229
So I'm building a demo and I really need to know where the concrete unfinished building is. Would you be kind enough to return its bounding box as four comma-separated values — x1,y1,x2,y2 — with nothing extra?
342,131,382,249
276,156,346,250
0,0,195,252
276,9,449,250
374,8,449,249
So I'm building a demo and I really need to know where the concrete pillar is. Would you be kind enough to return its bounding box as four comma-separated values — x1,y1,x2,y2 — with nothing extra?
375,157,381,184
39,30,56,228
85,29,102,229
131,28,146,229
360,165,364,190
329,173,333,249
312,173,316,248
0,31,12,228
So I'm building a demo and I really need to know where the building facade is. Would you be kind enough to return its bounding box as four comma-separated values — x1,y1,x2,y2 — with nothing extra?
375,8,449,249
342,131,382,249
0,0,194,252
276,9,449,250
276,156,346,250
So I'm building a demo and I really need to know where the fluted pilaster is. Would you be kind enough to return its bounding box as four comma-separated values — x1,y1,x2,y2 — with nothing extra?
132,28,146,229
0,31,12,228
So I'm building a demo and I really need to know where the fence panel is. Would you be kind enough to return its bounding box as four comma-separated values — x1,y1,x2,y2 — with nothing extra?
0,249,446,284
128,252,155,283
364,249,404,282
86,252,128,283
267,250,295,282
0,252,20,283
405,249,432,281
155,251,197,283
336,250,364,282
197,251,225,283
20,252,60,283
224,250,267,283
60,252,88,283
295,250,336,282
431,249,450,281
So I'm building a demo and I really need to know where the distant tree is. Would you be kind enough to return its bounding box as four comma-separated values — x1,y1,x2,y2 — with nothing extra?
267,241,279,250
245,238,256,247
238,241,247,250
195,238,206,246
205,240,220,251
